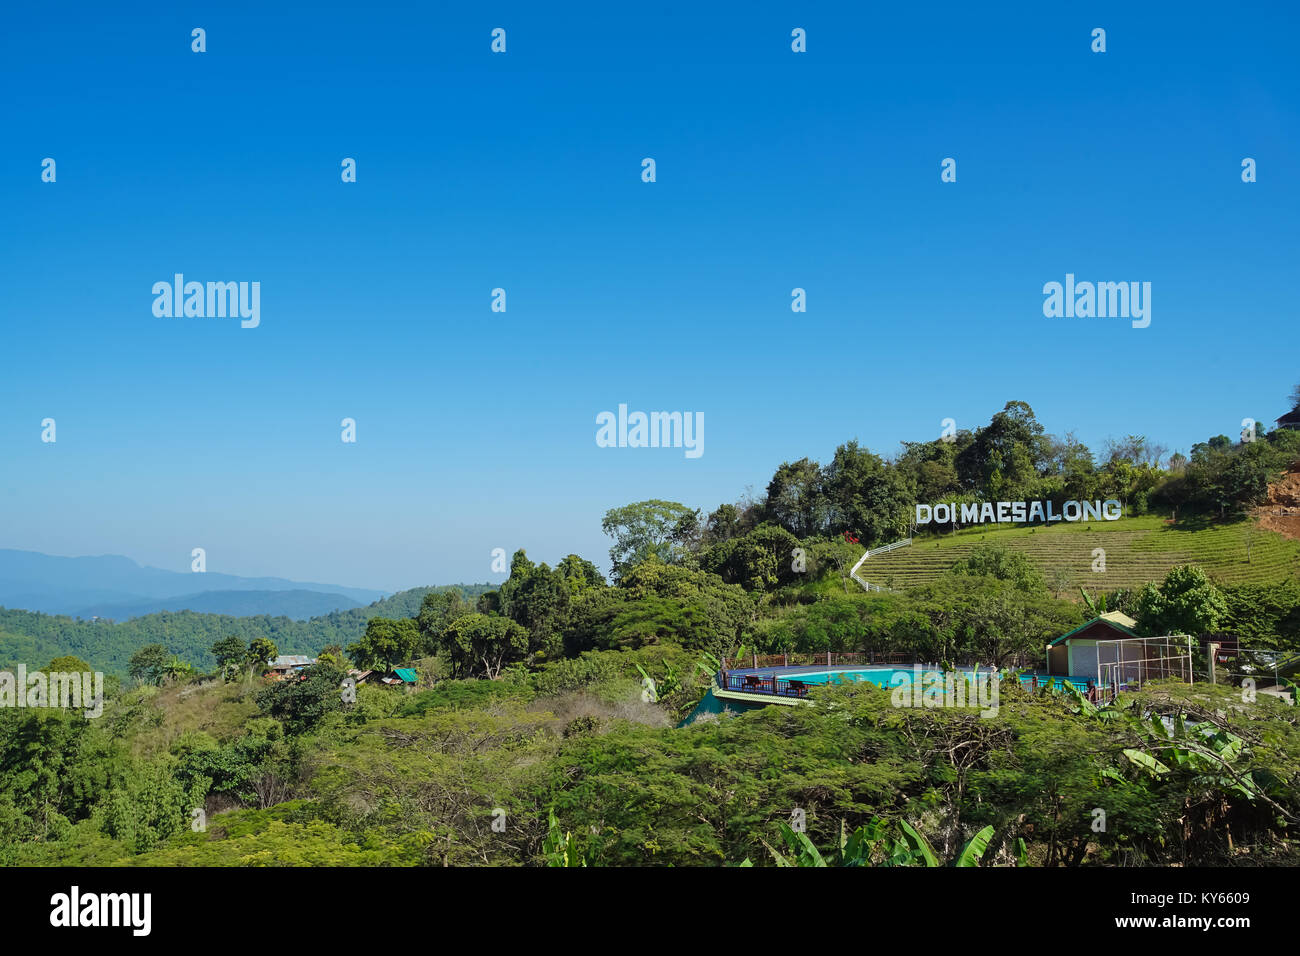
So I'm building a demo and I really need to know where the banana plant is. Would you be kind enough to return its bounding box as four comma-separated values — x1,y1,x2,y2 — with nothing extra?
1082,694,1283,813
695,651,721,680
542,809,587,867
634,660,683,703
758,818,996,867
163,656,196,683
1079,587,1108,616
763,822,829,867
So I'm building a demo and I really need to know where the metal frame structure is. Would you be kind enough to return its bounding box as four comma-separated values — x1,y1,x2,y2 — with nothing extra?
1093,635,1193,693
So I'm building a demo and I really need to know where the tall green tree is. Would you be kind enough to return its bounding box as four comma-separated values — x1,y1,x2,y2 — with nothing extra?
1136,565,1227,637
601,500,699,579
246,637,279,676
416,589,470,654
956,400,1048,496
822,440,912,544
127,644,169,686
497,550,601,658
211,636,246,681
346,617,419,672
255,660,346,735
763,458,827,537
45,655,92,674
439,613,529,679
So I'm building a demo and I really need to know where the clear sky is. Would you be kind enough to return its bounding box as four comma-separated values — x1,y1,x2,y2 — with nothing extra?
2,1,1297,592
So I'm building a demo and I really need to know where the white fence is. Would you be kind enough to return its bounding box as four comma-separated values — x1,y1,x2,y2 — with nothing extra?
1093,635,1193,693
850,538,912,593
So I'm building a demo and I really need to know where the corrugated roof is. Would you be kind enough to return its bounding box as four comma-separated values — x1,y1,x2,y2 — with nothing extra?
1099,611,1138,629
392,668,417,682
1049,615,1138,647
270,655,316,667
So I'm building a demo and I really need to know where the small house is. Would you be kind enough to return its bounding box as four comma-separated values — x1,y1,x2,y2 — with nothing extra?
1046,612,1139,681
267,655,317,679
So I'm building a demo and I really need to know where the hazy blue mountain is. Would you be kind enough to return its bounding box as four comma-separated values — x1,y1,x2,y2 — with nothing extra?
0,549,387,618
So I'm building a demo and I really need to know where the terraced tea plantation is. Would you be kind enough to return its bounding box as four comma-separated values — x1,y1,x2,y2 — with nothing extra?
863,515,1300,593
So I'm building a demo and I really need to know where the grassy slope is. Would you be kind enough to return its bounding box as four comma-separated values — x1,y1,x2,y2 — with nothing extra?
859,515,1300,593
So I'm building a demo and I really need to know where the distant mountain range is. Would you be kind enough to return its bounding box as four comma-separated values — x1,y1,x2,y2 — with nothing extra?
0,549,387,621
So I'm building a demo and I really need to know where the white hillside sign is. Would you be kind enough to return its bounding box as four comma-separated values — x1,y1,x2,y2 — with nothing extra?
916,499,1123,526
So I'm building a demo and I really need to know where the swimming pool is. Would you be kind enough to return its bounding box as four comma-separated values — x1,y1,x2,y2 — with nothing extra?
689,666,1101,725
779,667,908,686
727,666,1095,693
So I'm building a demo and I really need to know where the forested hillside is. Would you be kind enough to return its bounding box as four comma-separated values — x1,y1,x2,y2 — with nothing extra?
0,584,494,676
4,390,1300,868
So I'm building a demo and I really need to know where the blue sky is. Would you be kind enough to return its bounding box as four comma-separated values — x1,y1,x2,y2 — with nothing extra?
2,1,1297,592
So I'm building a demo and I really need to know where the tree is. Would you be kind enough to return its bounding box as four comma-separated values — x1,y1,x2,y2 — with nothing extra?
601,500,699,579
211,636,246,682
555,554,606,593
440,613,529,679
1184,432,1294,518
346,617,419,672
498,550,570,659
895,574,1079,666
704,497,768,545
956,401,1048,496
416,590,470,654
45,655,91,674
500,552,612,654
128,644,169,686
763,458,826,537
704,503,743,544
897,438,965,503
1135,565,1227,637
1105,435,1166,468
822,441,912,544
1050,568,1074,600
255,661,345,735
246,637,278,676
103,757,203,853
1190,435,1233,463
700,523,801,592
316,644,347,670
950,542,1044,593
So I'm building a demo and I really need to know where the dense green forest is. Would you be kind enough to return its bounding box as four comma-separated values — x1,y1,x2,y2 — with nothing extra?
3,650,1298,867
3,390,1299,866
0,585,494,677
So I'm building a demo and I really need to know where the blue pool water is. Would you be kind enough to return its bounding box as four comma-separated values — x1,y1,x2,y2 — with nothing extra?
772,668,1094,692
682,667,1099,726
781,668,902,686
